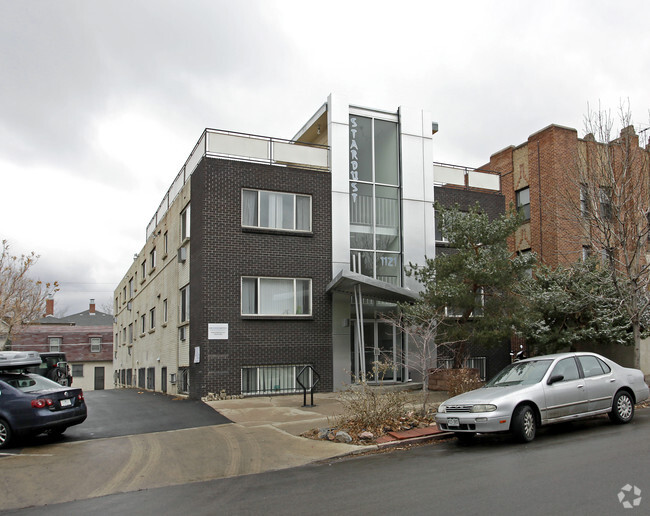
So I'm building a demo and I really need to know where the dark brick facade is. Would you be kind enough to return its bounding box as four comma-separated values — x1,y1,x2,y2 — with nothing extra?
188,157,333,398
434,185,509,379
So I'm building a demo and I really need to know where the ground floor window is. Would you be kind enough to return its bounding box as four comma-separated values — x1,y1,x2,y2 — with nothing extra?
72,364,84,377
241,364,312,395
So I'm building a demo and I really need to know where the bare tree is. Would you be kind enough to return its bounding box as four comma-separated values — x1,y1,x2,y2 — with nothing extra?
0,240,59,350
564,102,650,368
382,302,453,414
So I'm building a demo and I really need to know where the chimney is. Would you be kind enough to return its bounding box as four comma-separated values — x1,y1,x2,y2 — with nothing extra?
89,299,96,315
45,296,54,317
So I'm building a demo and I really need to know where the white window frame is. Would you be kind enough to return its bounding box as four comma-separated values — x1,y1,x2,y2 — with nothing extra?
49,337,62,352
90,337,101,353
163,299,168,323
241,277,312,316
516,187,531,221
149,307,156,330
241,189,312,232
150,247,156,271
180,204,191,241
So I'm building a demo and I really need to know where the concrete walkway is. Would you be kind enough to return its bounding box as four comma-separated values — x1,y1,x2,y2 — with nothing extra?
0,393,395,511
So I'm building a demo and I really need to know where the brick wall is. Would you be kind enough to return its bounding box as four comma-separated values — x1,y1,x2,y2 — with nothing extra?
188,158,333,398
11,325,113,362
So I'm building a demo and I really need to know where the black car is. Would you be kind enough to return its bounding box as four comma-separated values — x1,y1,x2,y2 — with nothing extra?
0,371,87,449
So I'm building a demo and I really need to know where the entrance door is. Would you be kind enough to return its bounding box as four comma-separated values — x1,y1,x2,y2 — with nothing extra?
94,366,105,390
354,320,403,383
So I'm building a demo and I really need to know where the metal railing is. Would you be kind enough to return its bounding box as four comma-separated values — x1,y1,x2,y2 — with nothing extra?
433,162,501,192
146,129,329,239
437,356,487,381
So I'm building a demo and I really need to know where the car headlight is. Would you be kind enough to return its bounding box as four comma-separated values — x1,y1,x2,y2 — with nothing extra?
437,404,446,413
470,404,497,413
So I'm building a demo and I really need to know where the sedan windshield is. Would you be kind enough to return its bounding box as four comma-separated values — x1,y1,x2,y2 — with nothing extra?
485,360,553,387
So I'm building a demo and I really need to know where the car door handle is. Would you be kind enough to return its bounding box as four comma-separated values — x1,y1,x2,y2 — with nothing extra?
609,379,616,383
577,384,585,389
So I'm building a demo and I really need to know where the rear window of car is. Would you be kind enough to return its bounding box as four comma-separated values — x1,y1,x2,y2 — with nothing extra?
1,374,63,392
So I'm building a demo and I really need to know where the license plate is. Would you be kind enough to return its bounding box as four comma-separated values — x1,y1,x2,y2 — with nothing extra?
447,417,460,427
60,399,72,407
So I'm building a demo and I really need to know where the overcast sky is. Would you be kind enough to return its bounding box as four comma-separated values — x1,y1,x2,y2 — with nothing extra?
1,0,649,315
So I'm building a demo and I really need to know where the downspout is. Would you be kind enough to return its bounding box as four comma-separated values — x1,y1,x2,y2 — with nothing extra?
537,141,543,261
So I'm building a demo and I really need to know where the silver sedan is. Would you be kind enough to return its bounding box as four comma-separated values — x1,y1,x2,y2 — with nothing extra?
435,352,649,442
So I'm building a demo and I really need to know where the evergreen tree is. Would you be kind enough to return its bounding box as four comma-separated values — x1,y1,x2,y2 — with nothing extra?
408,203,534,367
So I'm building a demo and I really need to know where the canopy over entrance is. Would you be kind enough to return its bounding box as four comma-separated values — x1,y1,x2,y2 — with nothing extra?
327,270,420,382
326,270,419,303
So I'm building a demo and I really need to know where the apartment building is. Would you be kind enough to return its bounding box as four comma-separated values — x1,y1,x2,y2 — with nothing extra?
114,94,437,398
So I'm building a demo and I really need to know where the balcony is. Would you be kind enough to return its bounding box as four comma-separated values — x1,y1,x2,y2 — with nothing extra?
146,129,330,238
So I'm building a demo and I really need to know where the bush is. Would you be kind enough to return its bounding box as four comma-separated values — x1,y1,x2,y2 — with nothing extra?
336,384,407,435
446,368,483,397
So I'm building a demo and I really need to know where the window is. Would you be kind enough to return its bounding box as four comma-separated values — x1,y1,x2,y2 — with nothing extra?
582,245,592,261
181,204,191,241
241,365,312,395
516,187,530,221
128,323,133,344
122,286,126,303
163,299,168,323
49,337,61,352
150,248,156,271
149,308,156,330
241,277,312,316
580,183,589,217
163,231,168,255
180,285,189,323
141,260,146,278
578,355,611,378
71,364,84,377
435,209,448,243
599,186,612,219
551,357,580,382
140,314,146,334
242,189,311,232
129,278,134,298
90,337,101,353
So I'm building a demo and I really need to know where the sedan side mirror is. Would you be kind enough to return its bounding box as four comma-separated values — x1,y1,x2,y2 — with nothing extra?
548,374,564,385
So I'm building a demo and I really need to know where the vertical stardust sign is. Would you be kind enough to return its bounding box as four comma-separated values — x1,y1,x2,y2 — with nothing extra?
349,117,359,203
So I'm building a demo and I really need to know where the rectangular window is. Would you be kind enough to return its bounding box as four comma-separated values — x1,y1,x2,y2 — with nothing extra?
599,186,612,220
580,183,589,217
150,248,156,271
49,337,61,352
582,245,592,261
241,277,312,316
181,204,191,241
241,365,312,395
129,277,134,298
90,337,101,353
71,364,84,377
163,299,168,323
180,285,189,323
516,187,530,221
128,323,133,344
164,231,168,255
141,260,146,278
141,314,146,334
242,189,312,232
149,308,156,330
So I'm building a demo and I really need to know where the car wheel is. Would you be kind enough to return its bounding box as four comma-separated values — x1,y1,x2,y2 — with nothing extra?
0,419,12,449
608,390,634,424
512,405,536,443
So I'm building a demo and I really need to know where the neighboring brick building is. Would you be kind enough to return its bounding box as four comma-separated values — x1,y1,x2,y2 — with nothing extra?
481,123,650,372
11,299,114,391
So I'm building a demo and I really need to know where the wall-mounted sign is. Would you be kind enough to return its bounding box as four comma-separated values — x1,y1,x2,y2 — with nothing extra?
350,116,359,203
194,346,200,363
208,323,229,340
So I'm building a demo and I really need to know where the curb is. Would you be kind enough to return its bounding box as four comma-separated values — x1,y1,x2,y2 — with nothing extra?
375,431,454,449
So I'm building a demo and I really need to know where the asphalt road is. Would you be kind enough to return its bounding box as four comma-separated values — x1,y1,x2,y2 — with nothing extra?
6,408,648,515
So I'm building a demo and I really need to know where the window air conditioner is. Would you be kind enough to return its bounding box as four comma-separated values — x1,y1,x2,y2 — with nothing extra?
127,302,132,311
178,247,187,263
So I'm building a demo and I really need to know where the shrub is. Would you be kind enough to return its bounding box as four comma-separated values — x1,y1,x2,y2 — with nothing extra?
446,368,483,397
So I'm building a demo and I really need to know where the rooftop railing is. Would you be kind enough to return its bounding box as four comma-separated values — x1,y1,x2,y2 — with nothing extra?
146,129,329,239
433,162,501,192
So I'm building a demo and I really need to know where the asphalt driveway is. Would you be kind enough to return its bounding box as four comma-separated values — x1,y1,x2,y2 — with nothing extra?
64,388,232,440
